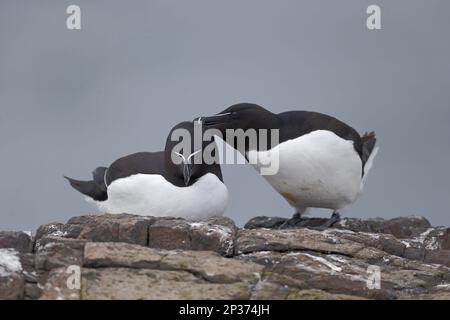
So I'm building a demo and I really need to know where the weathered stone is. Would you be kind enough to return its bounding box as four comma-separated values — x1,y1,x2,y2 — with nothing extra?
35,241,83,271
440,229,450,250
403,291,450,300
326,229,407,258
244,216,336,229
418,227,450,251
424,250,450,267
84,242,262,284
400,284,450,300
67,214,153,246
23,271,39,284
149,217,236,256
235,228,367,257
0,272,24,299
36,222,68,241
160,250,262,284
0,248,24,299
35,236,86,253
240,248,450,299
244,216,288,229
336,216,432,238
239,250,393,299
84,242,163,269
3,213,450,300
250,281,290,299
39,267,80,300
287,288,367,300
81,268,252,300
0,231,33,253
403,247,426,261
381,216,432,239
24,283,42,299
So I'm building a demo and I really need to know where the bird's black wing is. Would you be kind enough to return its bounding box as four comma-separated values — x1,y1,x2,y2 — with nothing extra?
277,110,364,158
105,151,166,185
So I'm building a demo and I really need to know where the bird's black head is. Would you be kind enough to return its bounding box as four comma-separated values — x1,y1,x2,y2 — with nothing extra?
164,121,221,186
197,103,278,133
195,103,280,153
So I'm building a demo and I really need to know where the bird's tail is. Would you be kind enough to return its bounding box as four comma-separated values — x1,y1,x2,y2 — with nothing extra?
64,166,108,201
360,132,378,188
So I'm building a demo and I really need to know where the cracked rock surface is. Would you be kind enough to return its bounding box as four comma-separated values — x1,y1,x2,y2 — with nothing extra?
1,214,450,300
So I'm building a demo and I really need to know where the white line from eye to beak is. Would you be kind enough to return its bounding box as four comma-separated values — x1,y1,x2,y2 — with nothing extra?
213,112,232,117
173,151,186,163
174,149,202,164
187,149,201,162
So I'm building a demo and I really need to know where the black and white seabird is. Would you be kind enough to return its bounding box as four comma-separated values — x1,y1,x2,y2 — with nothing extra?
198,103,378,228
64,122,228,219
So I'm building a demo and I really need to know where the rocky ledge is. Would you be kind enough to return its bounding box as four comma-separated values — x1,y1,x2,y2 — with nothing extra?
1,214,450,300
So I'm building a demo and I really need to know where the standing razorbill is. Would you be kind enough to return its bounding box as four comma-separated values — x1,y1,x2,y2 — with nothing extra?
64,122,228,219
198,103,378,228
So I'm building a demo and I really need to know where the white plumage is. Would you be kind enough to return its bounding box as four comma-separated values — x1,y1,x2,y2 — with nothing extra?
87,173,228,219
247,130,377,214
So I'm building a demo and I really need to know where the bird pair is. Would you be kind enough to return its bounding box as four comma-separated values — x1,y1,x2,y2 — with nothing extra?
65,103,378,228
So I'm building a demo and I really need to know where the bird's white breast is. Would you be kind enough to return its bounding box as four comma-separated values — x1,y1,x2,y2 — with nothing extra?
247,130,363,211
87,173,228,220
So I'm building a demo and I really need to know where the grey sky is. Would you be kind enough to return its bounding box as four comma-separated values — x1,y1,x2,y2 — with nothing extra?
1,0,449,231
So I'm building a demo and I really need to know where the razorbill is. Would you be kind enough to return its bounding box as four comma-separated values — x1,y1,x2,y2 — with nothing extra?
198,103,378,228
64,121,228,219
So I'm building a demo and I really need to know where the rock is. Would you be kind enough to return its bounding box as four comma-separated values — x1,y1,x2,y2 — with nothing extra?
0,272,24,300
441,229,450,250
337,216,432,238
84,242,163,269
148,217,236,256
382,216,432,238
405,291,450,300
160,250,262,284
35,214,153,247
415,227,450,251
245,215,433,239
0,231,33,253
424,250,450,267
250,281,290,300
84,242,262,284
325,229,407,258
35,223,77,240
235,228,370,258
0,248,24,299
244,216,288,229
81,268,252,300
39,267,80,300
244,216,335,229
238,250,394,299
24,283,42,299
238,246,450,300
35,236,86,253
71,214,152,245
35,241,84,271
287,288,367,300
400,284,450,300
2,213,450,300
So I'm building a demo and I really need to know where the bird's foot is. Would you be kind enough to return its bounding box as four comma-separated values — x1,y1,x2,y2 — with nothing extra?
278,212,303,229
307,212,341,231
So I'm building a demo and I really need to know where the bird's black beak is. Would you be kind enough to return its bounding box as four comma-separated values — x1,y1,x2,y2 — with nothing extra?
183,163,192,186
195,112,232,128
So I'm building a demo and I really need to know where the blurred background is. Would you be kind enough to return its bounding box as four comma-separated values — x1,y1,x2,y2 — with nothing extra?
1,0,449,231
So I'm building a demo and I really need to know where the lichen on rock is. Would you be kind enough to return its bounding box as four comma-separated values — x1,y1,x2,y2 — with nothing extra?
1,213,450,300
